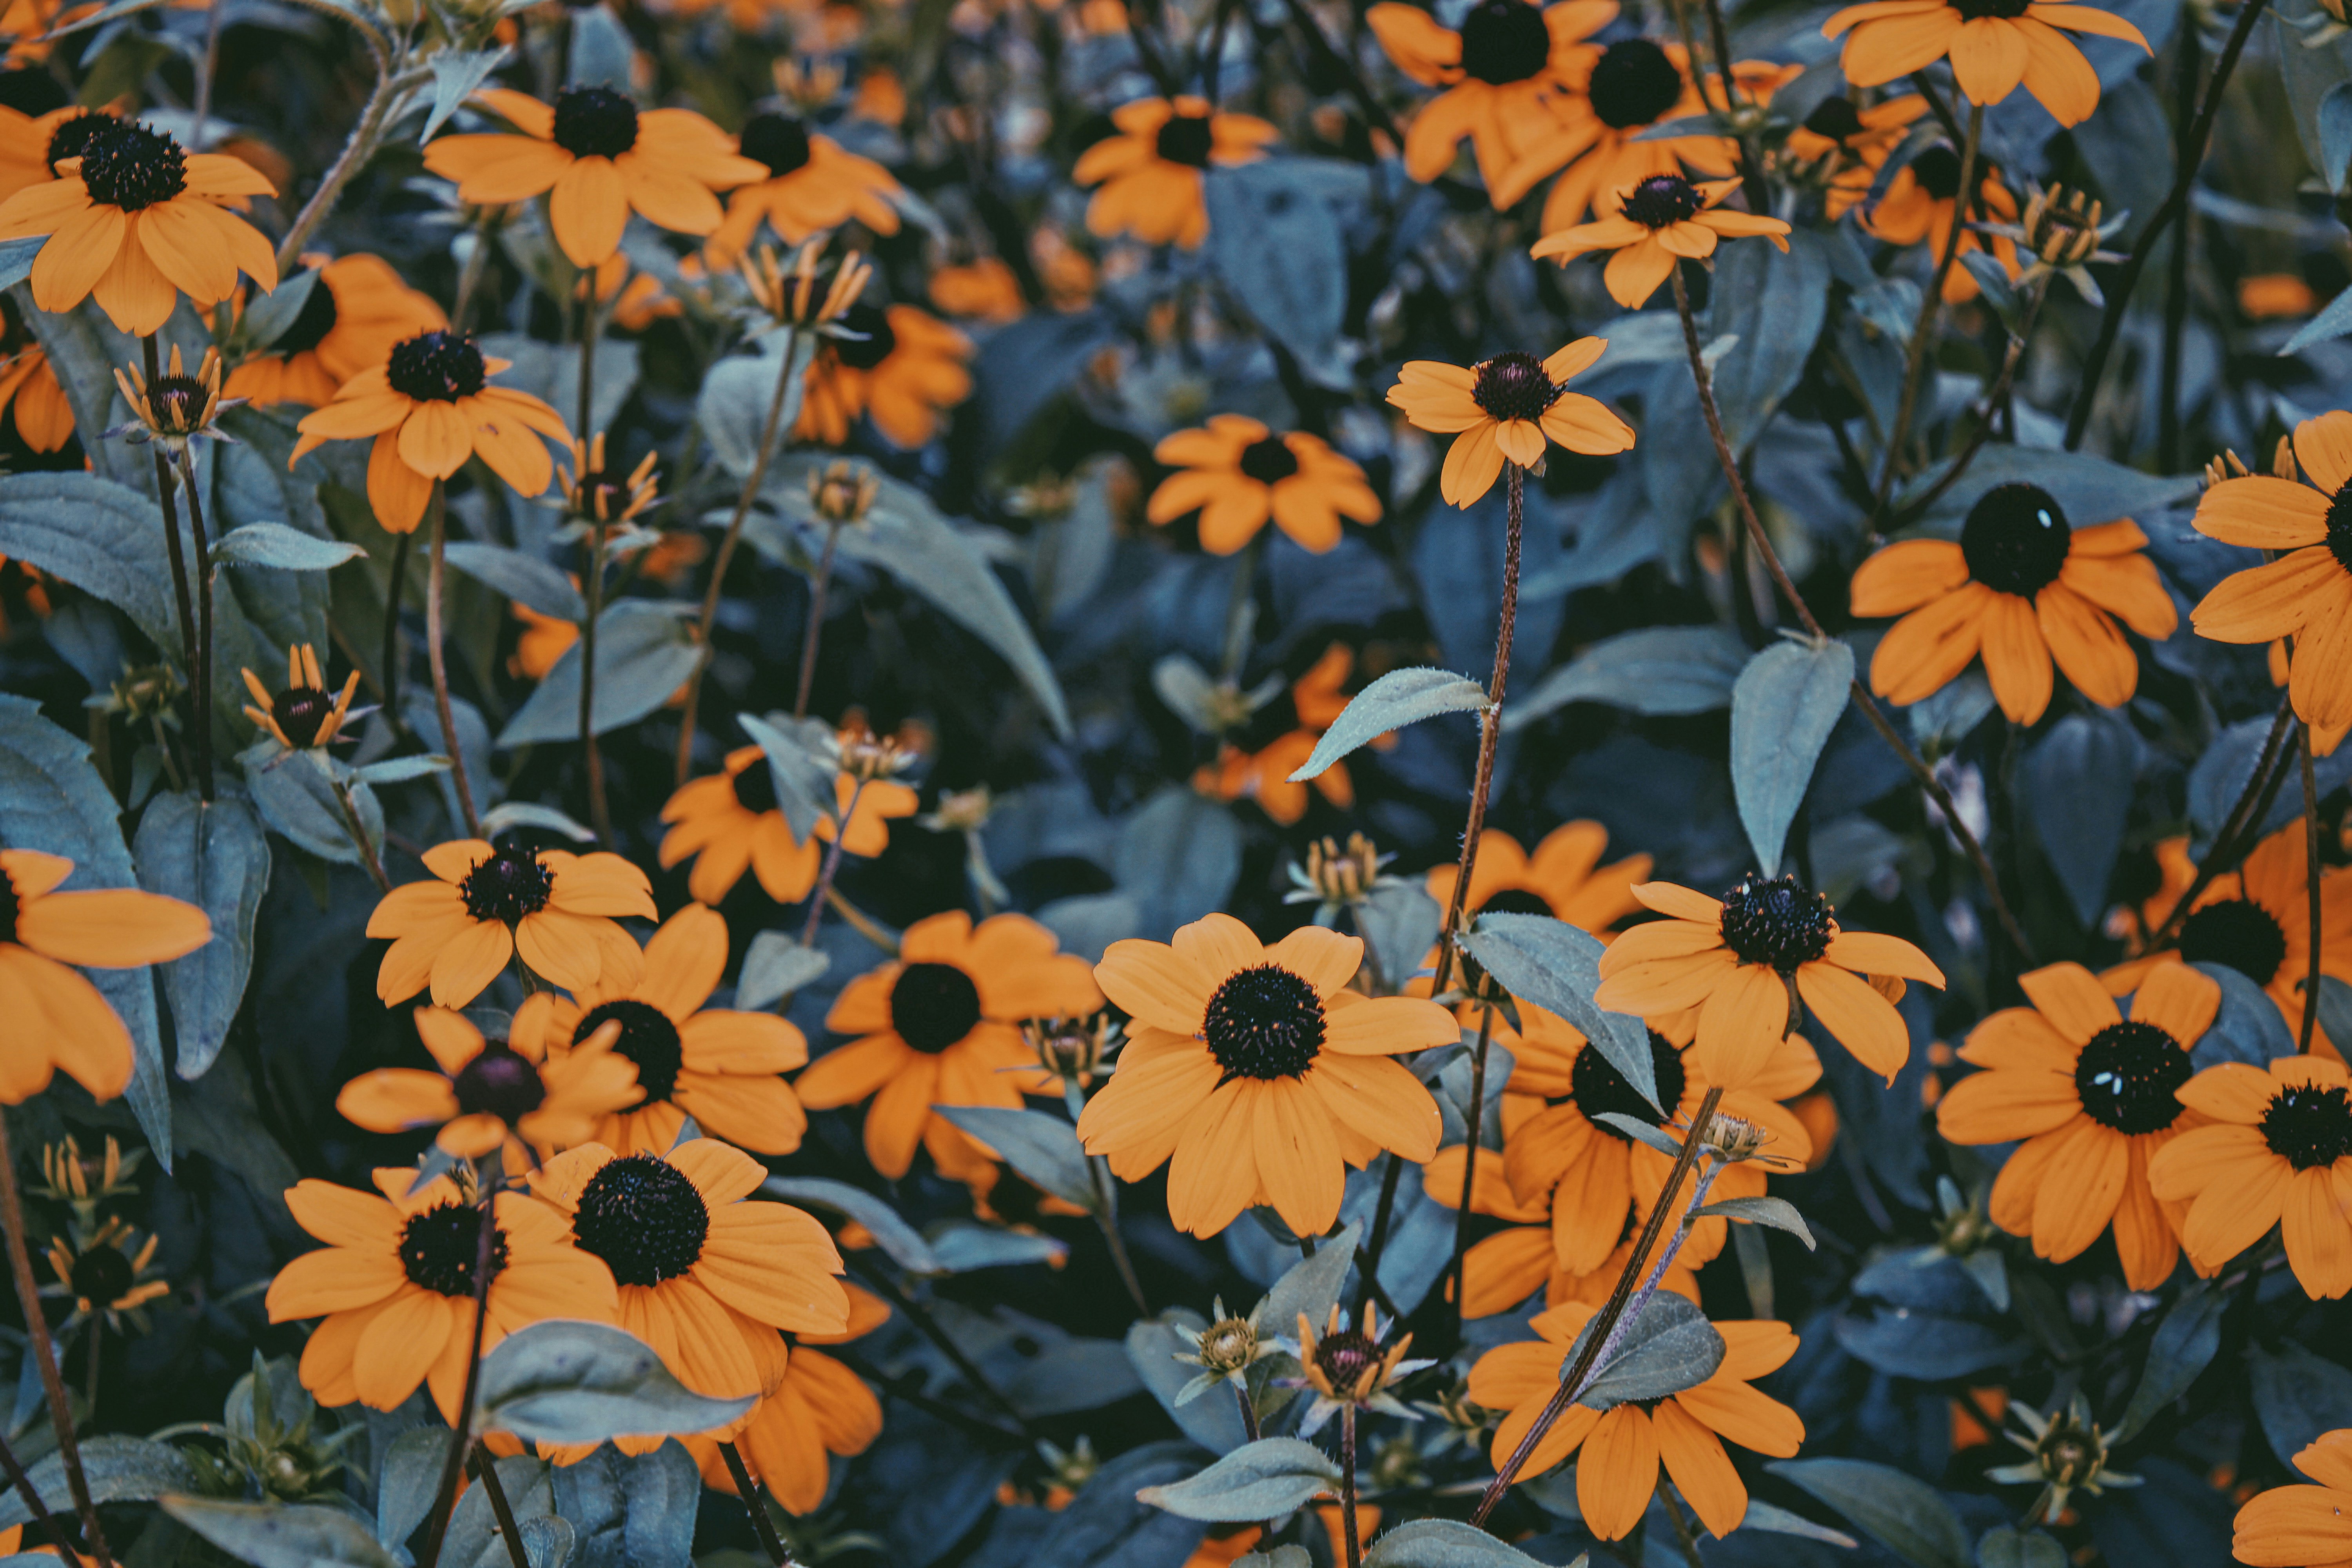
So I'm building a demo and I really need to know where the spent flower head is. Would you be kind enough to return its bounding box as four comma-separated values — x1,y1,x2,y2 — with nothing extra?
1988,1393,2139,1523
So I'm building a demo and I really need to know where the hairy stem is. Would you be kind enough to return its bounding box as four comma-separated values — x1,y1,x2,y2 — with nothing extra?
1339,1405,1363,1568
1067,1085,1149,1316
1430,462,1522,995
1891,284,2047,526
799,777,868,947
793,520,843,721
425,485,483,837
1447,1004,1496,1335
470,1449,532,1568
1873,101,1982,518
719,1443,794,1567
278,63,402,274
332,777,393,892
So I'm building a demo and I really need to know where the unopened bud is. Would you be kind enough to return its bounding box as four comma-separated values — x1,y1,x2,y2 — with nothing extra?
809,459,878,526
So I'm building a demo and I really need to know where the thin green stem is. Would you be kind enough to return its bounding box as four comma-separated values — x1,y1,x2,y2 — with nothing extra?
1430,462,1521,995
1873,101,1982,517
425,485,483,838
1067,1085,1148,1316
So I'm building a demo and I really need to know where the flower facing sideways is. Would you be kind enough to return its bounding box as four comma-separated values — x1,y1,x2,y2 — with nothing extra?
1860,143,2021,304
1366,0,1614,193
1388,340,1635,507
659,740,919,907
706,111,902,266
227,252,447,410
795,301,972,450
1532,174,1791,309
365,838,655,1008
2149,1054,2352,1299
683,1283,890,1513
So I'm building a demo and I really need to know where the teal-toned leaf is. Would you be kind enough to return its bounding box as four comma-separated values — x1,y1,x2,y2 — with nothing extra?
1592,1112,1686,1160
1739,1501,1858,1548
424,47,509,142
1204,160,1365,384
1238,1550,1314,1568
240,743,376,866
735,711,836,842
212,523,364,573
2249,1342,2352,1466
477,333,637,441
442,542,586,622
348,755,451,786
548,1441,699,1568
1134,1438,1342,1521
1573,1292,1725,1411
1977,1525,2066,1568
761,1176,942,1276
1258,1219,1363,1347
1701,230,1834,452
0,237,42,292
2027,713,2138,927
160,1499,398,1568
1895,446,2200,528
476,1320,754,1444
508,1517,572,1568
925,1221,1069,1272
480,801,596,842
934,1106,1096,1212
1459,913,1655,1109
733,932,828,1012
1507,625,1748,727
1355,880,1441,996
1126,1311,1250,1454
701,334,814,477
497,603,704,747
566,3,634,87
374,1427,448,1549
1361,1519,1553,1567
132,792,267,1080
2110,1280,2225,1445
1286,667,1486,783
0,1436,197,1529
240,267,323,352
1730,639,1853,877
1768,1459,1971,1568
2285,283,2352,354
0,471,174,642
1693,1195,1816,1249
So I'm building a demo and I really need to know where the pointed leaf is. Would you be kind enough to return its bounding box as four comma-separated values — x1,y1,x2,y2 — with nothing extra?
1133,1438,1341,1521
1459,913,1655,1109
1730,639,1853,877
476,1320,753,1445
1287,667,1486,782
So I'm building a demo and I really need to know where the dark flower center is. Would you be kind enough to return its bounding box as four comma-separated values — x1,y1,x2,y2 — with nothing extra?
552,86,641,160
69,1244,133,1307
575,999,684,1102
1719,872,1835,971
1951,0,2031,19
44,112,109,176
2072,1019,2190,1134
2178,898,2289,986
571,1153,709,1285
74,119,186,212
387,330,488,403
1204,963,1326,1082
892,961,985,1053
2325,482,2352,576
1471,351,1561,423
739,112,813,178
399,1202,508,1297
1477,887,1555,918
1457,0,1553,85
1588,39,1682,131
147,374,209,434
452,1043,548,1126
272,684,338,748
1802,96,1866,143
832,302,898,372
1623,173,1702,229
1909,143,1963,202
0,872,17,946
1237,436,1300,485
2262,1082,2352,1171
0,69,64,116
730,758,780,815
1154,112,1216,168
1312,1327,1382,1391
457,846,555,924
1960,482,2071,598
271,273,342,358
1574,1030,1689,1139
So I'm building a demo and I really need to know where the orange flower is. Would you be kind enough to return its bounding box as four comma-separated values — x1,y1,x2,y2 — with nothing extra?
1852,483,2178,724
1860,144,2021,303
226,253,447,410
509,595,578,680
1072,96,1276,248
684,1284,888,1513
424,88,766,268
1367,0,1612,192
1193,644,1381,824
705,111,902,266
1148,415,1380,555
0,82,82,203
2240,274,2317,320
1824,0,2147,126
0,345,71,452
1532,173,1791,308
364,838,655,1007
1426,821,1651,934
1388,339,1635,506
1783,92,1927,220
929,257,1025,322
659,741,919,906
2149,1054,2352,1298
796,302,972,448
2235,1428,2352,1566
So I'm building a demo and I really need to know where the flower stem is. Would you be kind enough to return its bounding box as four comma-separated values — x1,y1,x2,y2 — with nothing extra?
1066,1085,1149,1316
1338,1404,1363,1568
0,1424,80,1563
792,519,843,722
1233,1383,1262,1444
1872,100,1981,519
380,530,410,715
276,62,400,274
0,1114,115,1568
799,777,868,948
1469,1086,1724,1527
1430,461,1522,996
578,516,611,849
677,329,801,787
331,775,392,892
1655,1476,1708,1568
425,485,483,838
142,339,207,802
469,1448,531,1568
1446,1003,1497,1336
413,1191,499,1568
823,886,900,956
718,1443,795,1567
1357,1153,1405,1317
2303,726,2324,1054
2147,691,2299,950
1888,283,2048,528
170,443,216,801
843,1257,1033,1436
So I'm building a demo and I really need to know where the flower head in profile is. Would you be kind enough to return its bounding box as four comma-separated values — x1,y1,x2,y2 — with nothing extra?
1852,483,2177,725
2149,1053,2352,1298
1593,874,1944,1089
290,329,574,535
1781,92,1926,219
1532,173,1791,308
0,849,210,1104
364,838,655,1007
44,1218,167,1334
1823,0,2148,125
241,644,360,752
1388,339,1635,507
555,433,659,528
227,253,447,410
1076,915,1457,1238
2235,1427,2352,1567
110,345,238,452
1288,1304,1430,1435
0,114,276,334
796,911,1102,1181
705,110,902,266
264,1170,618,1423
1861,143,2021,303
1366,0,1614,192
333,995,641,1166
423,87,767,267
1072,96,1276,248
1936,960,2218,1290
1148,415,1381,556
1981,181,2127,303
795,301,972,449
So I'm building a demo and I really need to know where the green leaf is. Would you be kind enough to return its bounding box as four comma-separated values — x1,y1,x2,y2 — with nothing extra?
495,603,704,747
1355,880,1441,997
0,470,176,642
1286,667,1486,783
701,334,814,477
1361,1519,1553,1567
348,755,451,787
1237,1551,1313,1568
1767,1459,1970,1568
761,1176,943,1276
424,47,510,141
1739,1501,1857,1548
1459,913,1655,1110
240,743,376,866
0,1436,198,1528
132,792,268,1080
240,266,322,352
1133,1438,1341,1522
160,1499,399,1568
1730,639,1853,878
1507,625,1748,727
1976,1525,2066,1568
0,236,43,292
1895,446,2199,529
478,333,638,440
475,1319,754,1445
1692,1196,1816,1249
1203,160,1365,384
373,1427,448,1549
442,542,586,623
2027,714,2138,928
1591,1112,1686,1160
2110,1280,2226,1445
2249,1341,2352,1466
547,1441,698,1568
1573,1292,1725,1411
733,932,828,1012
1258,1219,1363,1347
925,1221,1068,1272
735,711,837,842
211,523,365,573
933,1105,1097,1212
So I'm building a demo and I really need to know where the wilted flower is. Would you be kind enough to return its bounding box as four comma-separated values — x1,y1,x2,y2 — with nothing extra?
1988,1394,2139,1523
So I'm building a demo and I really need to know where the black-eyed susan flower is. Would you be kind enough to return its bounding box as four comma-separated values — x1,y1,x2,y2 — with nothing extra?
0,78,78,203
290,329,574,535
2189,411,2352,738
1531,173,1792,308
0,849,209,1104
1366,0,1612,192
658,740,919,907
109,343,237,452
0,344,68,452
0,115,276,334
685,1283,888,1514
1428,821,1651,934
1072,96,1276,249
1782,92,1926,220
530,1140,850,1443
44,1218,167,1333
365,837,654,1007
797,911,1102,1181
540,903,811,1156
705,111,902,266
795,301,972,448
1851,483,2177,726
1147,416,1380,555
266,1171,617,1421
1076,915,1457,1238
334,995,641,1164
227,253,447,410
1593,874,1944,1090
1290,1304,1429,1436
2149,1054,2352,1298
423,87,767,268
1936,960,2218,1289
1469,1303,1804,1539
929,257,1025,323
1388,339,1634,507
1860,143,2022,303
2235,1428,2352,1566
1194,644,1379,826
1823,0,2147,126
241,644,360,751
